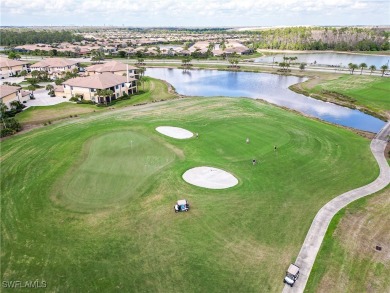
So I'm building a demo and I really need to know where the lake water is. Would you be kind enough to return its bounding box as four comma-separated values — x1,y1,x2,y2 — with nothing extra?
254,53,389,68
146,68,385,133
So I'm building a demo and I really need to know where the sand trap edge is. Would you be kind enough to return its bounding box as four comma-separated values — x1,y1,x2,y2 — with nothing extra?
156,126,193,139
182,166,239,189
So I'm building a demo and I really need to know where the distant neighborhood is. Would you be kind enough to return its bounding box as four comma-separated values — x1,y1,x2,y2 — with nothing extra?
12,39,253,58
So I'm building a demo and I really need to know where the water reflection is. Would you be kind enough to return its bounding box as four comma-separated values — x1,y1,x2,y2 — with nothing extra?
254,53,389,68
146,68,385,133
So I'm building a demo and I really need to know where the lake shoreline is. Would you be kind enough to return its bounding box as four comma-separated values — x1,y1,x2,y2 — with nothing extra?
145,63,389,122
146,67,385,133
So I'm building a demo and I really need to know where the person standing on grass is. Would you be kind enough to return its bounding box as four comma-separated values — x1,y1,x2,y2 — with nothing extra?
274,145,277,151
246,137,250,144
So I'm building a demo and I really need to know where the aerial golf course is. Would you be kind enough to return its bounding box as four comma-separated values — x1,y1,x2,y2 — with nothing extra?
1,81,380,292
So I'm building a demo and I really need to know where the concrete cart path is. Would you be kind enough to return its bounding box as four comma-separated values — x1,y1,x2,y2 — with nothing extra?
283,121,390,293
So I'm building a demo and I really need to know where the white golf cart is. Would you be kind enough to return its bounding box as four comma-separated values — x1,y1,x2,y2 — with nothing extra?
174,199,190,213
284,263,300,287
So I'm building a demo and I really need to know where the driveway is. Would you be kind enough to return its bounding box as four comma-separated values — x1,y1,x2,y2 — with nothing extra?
24,88,70,109
282,122,390,293
0,76,25,85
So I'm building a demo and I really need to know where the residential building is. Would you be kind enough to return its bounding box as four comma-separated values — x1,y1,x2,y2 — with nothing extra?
62,72,137,104
0,57,30,78
85,61,139,79
0,85,30,108
30,58,79,78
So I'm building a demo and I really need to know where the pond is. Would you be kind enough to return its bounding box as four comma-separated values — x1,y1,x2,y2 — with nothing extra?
146,68,385,133
254,52,389,68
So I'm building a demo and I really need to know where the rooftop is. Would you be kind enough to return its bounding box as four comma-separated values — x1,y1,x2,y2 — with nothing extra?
62,72,135,90
0,57,29,68
86,61,138,73
31,58,79,68
0,85,21,98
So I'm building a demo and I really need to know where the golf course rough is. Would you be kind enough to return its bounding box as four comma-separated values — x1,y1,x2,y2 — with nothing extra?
156,126,193,139
182,166,239,189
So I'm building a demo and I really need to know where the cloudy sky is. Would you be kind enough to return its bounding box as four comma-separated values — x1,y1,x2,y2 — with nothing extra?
1,0,389,27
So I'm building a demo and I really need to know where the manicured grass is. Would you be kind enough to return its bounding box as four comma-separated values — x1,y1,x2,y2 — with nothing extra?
15,77,177,125
53,131,176,212
306,187,390,292
294,74,390,119
315,75,390,111
1,97,378,292
115,76,176,107
16,102,101,125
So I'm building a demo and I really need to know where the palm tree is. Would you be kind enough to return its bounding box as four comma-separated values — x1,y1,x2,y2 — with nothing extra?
106,89,114,103
94,89,104,104
380,65,388,77
369,65,376,75
27,85,36,97
359,63,367,75
137,67,146,90
348,63,358,75
46,84,54,96
136,58,144,65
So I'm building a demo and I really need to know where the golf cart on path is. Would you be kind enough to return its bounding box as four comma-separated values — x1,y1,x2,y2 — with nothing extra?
174,199,189,213
284,263,300,287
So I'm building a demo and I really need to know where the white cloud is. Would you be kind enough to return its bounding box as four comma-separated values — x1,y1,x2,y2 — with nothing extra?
1,0,388,25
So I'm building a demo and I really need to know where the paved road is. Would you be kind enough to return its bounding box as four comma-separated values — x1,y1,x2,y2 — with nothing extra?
1,54,388,77
137,59,389,77
282,121,390,293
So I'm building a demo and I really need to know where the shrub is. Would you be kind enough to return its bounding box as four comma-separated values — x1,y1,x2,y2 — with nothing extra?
76,100,94,105
0,117,22,137
0,128,15,137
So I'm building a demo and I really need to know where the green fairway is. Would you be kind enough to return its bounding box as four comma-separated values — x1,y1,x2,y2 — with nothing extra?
316,75,390,111
294,74,390,119
1,97,378,292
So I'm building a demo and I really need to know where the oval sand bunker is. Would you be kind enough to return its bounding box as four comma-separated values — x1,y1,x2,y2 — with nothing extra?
156,126,193,139
183,166,238,189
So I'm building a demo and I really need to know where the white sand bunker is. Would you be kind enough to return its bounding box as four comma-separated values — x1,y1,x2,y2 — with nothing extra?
183,166,238,189
156,126,193,139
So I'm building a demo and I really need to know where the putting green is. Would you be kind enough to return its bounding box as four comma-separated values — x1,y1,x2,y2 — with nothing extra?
52,131,176,211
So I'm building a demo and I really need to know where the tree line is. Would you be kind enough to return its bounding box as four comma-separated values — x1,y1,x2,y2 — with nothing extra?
250,27,389,51
0,30,83,46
